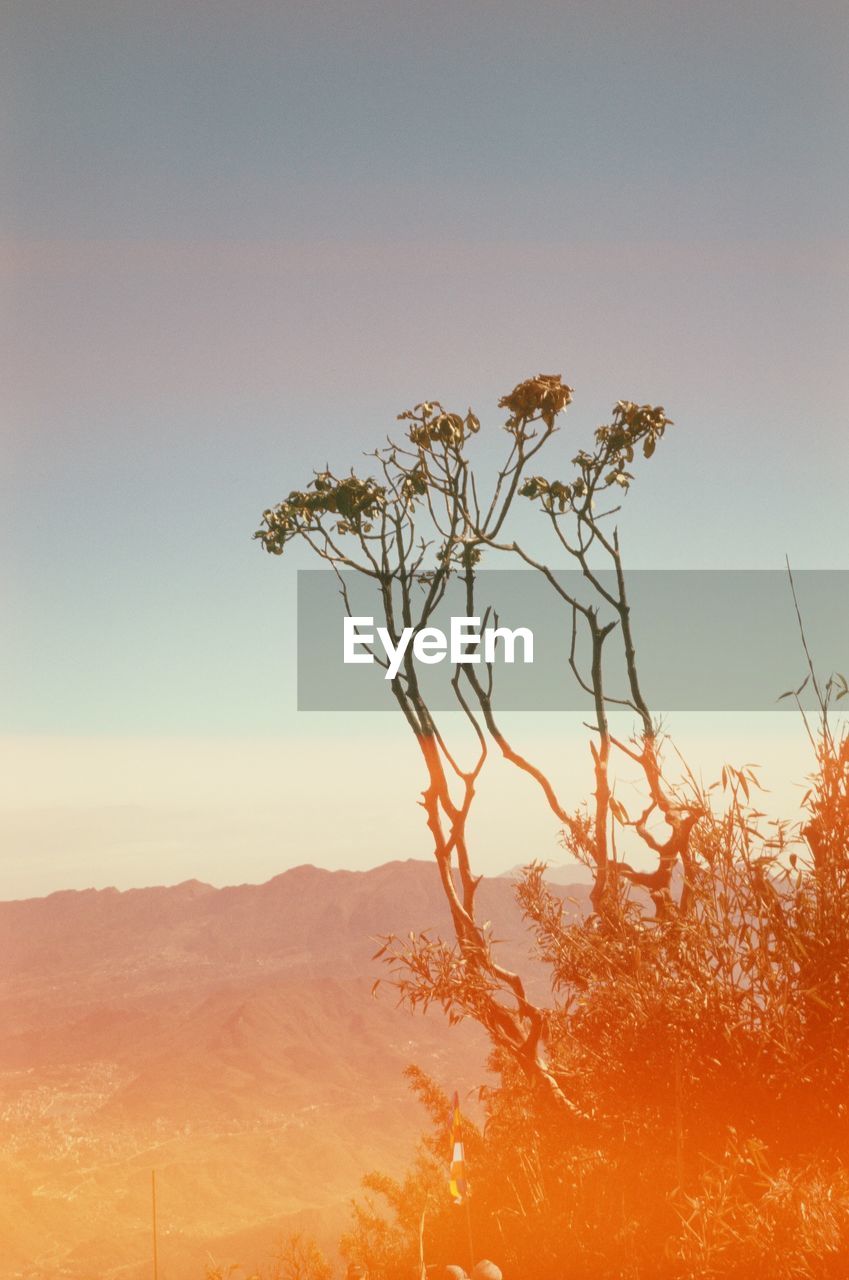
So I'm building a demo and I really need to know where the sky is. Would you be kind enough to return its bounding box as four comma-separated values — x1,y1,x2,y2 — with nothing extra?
2,0,848,897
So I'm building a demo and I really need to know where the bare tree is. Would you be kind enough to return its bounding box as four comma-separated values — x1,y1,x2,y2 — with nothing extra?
255,374,704,1110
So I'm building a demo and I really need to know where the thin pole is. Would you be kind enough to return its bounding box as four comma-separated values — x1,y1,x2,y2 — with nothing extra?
419,1208,427,1280
152,1169,159,1280
464,1194,475,1273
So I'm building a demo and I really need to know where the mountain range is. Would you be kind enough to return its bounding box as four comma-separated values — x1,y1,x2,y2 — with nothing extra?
0,860,586,1279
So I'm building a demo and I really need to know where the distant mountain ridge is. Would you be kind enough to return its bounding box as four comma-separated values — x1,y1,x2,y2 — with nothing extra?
0,857,590,973
0,860,587,1279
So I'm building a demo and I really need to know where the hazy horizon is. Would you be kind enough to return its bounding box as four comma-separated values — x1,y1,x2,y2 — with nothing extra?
0,711,821,898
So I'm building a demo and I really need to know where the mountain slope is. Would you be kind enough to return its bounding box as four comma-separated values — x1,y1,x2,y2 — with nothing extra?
0,860,584,1279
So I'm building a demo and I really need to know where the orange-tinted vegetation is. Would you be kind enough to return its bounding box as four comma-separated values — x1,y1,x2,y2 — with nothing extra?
258,376,849,1277
343,730,849,1278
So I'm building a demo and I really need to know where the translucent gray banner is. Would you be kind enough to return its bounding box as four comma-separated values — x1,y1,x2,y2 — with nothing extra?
297,570,849,712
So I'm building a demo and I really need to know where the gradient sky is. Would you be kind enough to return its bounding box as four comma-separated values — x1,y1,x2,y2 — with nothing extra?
2,1,848,896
